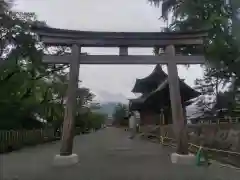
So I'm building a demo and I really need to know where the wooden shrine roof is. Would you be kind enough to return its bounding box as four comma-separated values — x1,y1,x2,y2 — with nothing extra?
131,64,195,94
130,75,200,111
145,78,200,103
131,64,167,93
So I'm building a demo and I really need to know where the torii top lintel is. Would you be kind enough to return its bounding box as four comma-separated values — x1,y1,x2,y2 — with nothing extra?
32,26,208,47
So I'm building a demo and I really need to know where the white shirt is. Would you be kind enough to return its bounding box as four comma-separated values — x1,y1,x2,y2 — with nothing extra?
129,114,136,129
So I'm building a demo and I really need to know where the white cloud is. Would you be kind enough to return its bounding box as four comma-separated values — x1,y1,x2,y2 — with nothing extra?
13,0,204,102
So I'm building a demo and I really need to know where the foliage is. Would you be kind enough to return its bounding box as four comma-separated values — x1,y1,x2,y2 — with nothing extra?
75,111,106,133
112,103,128,126
149,0,240,117
149,0,177,20
0,1,99,131
232,0,240,44
0,8,69,129
194,67,225,116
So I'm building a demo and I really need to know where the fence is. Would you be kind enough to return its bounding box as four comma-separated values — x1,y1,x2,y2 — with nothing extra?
158,124,240,167
139,124,240,167
192,117,240,124
0,128,58,153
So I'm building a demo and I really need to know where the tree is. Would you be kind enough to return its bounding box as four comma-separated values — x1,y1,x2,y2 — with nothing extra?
149,0,177,20
75,109,106,133
149,0,240,80
76,87,95,114
148,0,240,154
194,67,225,116
0,0,12,13
194,67,240,118
232,0,240,44
0,1,96,131
112,103,128,126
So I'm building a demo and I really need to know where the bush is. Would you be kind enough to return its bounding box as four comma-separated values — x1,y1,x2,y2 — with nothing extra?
112,103,128,126
75,111,106,134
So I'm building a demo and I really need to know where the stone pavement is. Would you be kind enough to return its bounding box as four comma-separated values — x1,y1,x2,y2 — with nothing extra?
1,127,240,180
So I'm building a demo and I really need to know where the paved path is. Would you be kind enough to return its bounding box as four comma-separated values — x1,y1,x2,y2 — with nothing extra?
1,127,240,180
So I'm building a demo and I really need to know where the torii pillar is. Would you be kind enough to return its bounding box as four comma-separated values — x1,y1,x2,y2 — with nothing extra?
166,45,188,154
53,44,80,166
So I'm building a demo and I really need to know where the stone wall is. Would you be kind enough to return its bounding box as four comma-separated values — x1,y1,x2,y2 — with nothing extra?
188,124,240,152
160,124,240,152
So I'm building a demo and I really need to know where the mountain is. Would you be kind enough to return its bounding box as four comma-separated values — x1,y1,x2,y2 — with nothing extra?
95,102,118,116
97,102,201,122
96,90,128,104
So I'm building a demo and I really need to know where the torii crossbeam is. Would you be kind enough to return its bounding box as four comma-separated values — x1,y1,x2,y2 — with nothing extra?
32,26,207,165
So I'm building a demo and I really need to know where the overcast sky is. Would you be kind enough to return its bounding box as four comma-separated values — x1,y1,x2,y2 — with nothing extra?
13,0,204,103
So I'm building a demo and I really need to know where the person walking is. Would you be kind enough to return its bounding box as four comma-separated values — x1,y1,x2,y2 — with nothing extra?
128,111,136,139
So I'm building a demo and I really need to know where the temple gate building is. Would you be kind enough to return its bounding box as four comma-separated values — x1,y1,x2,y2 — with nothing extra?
129,64,200,126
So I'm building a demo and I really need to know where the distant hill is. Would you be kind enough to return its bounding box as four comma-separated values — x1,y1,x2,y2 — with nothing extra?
95,102,118,116
97,102,201,119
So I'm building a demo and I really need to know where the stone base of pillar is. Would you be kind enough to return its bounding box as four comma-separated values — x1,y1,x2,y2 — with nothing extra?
53,154,78,166
170,153,195,165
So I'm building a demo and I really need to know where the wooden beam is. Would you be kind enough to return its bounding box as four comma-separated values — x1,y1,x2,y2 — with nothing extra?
42,54,205,64
166,45,189,154
32,26,208,40
34,27,208,37
40,37,204,47
60,44,80,156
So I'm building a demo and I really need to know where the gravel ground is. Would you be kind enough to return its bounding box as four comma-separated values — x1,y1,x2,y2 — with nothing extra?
1,127,240,180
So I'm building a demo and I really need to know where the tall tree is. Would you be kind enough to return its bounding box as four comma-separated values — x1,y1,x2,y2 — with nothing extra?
112,103,128,126
0,1,96,130
149,0,240,108
149,0,239,77
194,67,225,116
148,0,240,154
232,0,240,44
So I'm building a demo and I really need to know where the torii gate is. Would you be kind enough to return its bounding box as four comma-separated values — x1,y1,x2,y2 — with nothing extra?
33,26,207,165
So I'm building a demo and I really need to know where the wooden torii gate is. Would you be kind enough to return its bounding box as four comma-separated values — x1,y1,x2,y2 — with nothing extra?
33,26,207,164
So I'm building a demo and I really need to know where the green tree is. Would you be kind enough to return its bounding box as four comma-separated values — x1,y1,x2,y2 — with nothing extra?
149,0,240,113
75,110,106,133
148,0,240,154
149,0,240,82
194,67,225,116
232,0,240,44
112,103,128,126
0,1,95,130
